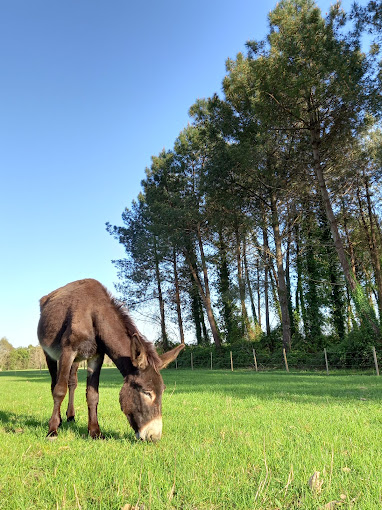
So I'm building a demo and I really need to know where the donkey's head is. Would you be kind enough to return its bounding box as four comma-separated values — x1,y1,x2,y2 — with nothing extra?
119,336,184,442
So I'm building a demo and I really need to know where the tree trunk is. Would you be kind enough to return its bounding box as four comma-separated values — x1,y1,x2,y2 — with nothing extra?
312,142,354,290
153,238,168,349
218,228,237,340
201,311,209,343
342,200,357,278
262,225,271,335
269,267,282,323
234,223,250,335
319,209,346,341
189,273,203,344
310,126,380,336
364,174,382,320
187,257,221,347
305,233,322,343
256,258,262,328
173,248,185,344
187,247,209,345
285,217,295,337
294,211,303,333
185,226,222,347
270,192,291,350
243,237,258,323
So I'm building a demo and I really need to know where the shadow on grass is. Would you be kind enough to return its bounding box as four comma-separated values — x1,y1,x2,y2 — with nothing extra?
0,408,136,443
2,367,381,404
0,368,122,386
164,369,382,404
0,409,44,433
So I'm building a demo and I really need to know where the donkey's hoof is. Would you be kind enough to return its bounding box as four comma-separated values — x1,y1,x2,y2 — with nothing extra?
67,416,75,422
89,431,105,440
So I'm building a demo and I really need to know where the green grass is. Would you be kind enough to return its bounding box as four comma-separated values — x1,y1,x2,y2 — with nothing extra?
0,368,381,509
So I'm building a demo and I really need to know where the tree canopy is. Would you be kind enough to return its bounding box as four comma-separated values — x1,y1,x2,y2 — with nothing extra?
108,0,382,353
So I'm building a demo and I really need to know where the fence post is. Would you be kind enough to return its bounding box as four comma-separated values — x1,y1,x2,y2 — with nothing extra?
324,348,329,375
210,352,213,370
372,346,379,376
230,351,233,372
283,348,289,373
175,358,178,370
191,352,193,370
253,349,258,372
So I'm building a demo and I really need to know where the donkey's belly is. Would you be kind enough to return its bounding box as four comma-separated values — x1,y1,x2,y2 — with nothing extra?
73,340,98,362
42,339,98,362
42,344,62,361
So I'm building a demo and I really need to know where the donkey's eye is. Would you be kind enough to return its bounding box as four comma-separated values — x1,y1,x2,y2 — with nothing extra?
142,390,153,399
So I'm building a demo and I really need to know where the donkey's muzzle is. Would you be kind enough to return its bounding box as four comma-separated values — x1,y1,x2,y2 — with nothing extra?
136,417,163,442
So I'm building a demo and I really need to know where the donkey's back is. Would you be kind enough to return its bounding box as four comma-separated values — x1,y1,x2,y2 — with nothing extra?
38,278,115,362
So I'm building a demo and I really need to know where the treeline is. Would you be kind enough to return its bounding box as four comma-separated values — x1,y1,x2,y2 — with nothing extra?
0,338,117,371
0,337,47,371
107,0,382,353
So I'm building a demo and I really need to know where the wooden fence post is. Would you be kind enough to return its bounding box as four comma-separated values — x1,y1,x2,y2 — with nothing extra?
210,352,213,370
191,352,193,370
324,348,329,375
230,351,233,372
175,358,178,370
283,348,289,373
372,346,379,376
253,349,258,372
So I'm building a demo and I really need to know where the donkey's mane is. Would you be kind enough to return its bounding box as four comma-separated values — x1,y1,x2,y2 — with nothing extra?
110,295,161,371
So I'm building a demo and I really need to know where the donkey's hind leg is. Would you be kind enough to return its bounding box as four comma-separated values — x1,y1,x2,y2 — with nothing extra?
44,353,58,394
66,362,79,422
47,348,77,439
44,353,63,429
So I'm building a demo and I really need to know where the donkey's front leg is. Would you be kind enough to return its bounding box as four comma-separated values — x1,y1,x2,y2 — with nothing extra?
86,354,104,439
47,349,77,439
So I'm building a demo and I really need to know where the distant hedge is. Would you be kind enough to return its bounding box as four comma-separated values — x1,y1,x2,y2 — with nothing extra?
168,341,380,371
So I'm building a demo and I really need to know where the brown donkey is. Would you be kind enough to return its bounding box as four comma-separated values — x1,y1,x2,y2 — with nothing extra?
37,279,184,441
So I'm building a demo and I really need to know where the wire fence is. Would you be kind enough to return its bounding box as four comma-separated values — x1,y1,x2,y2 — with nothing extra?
4,344,379,375
171,345,382,375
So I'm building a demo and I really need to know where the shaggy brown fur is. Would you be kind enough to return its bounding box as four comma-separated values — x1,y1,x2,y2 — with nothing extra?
109,296,161,372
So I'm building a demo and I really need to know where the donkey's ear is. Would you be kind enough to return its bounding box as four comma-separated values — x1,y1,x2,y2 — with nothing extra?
159,344,185,370
130,334,148,370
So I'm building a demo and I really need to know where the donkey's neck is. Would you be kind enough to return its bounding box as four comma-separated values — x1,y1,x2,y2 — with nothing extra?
112,355,136,378
97,329,134,378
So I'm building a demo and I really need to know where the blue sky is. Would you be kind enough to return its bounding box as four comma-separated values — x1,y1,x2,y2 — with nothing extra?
1,0,358,348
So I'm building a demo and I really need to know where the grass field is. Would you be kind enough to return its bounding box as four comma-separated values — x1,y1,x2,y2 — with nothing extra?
0,368,381,509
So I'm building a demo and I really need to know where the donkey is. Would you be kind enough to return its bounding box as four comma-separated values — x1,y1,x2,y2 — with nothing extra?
37,279,184,441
